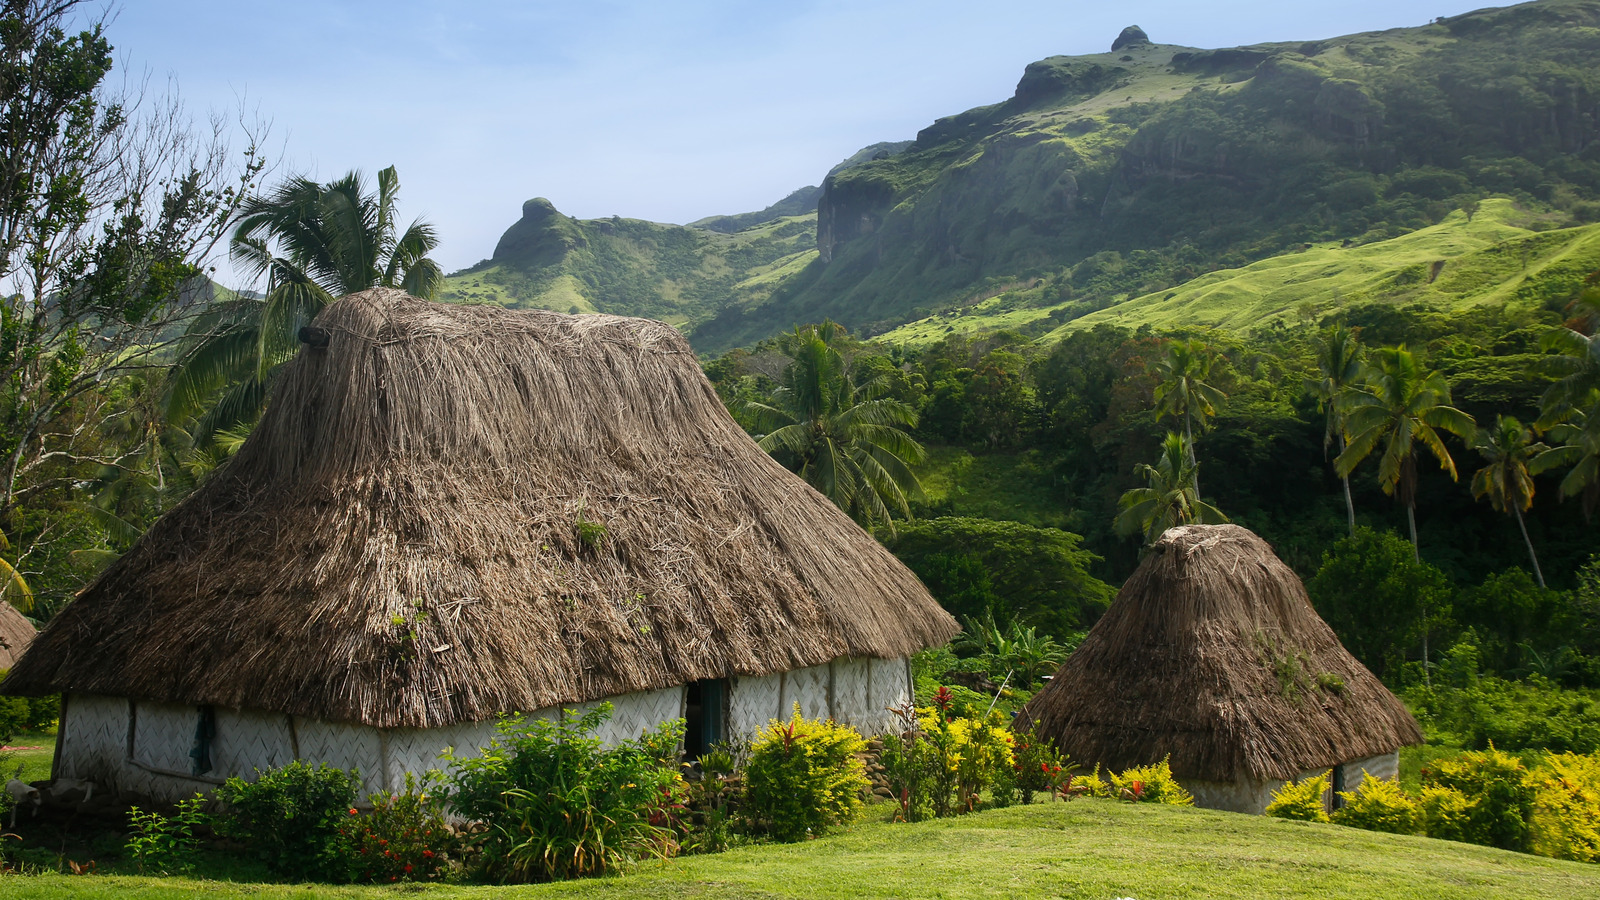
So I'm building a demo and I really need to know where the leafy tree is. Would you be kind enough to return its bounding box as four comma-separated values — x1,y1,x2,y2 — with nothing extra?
1152,339,1226,500
168,166,442,441
1470,415,1549,587
1305,323,1364,534
881,516,1111,637
746,321,925,528
1306,527,1453,678
1335,346,1475,559
0,1,264,602
1114,432,1228,544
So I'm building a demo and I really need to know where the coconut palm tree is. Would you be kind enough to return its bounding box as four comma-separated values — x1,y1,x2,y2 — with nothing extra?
0,531,33,612
1152,339,1226,501
1532,289,1600,517
1471,415,1549,588
1305,323,1363,534
168,166,442,441
1334,346,1475,560
1114,432,1229,544
744,321,925,529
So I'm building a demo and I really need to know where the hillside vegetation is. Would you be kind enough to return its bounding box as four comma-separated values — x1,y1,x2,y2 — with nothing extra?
9,801,1600,899
875,198,1600,344
447,0,1600,353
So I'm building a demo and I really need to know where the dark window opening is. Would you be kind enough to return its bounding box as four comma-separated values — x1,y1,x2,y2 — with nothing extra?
190,705,216,776
683,679,727,760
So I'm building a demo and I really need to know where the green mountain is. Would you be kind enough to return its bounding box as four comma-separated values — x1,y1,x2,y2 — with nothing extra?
457,0,1600,351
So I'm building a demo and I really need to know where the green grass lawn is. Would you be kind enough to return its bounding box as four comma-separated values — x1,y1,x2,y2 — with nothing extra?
5,799,1596,899
2,730,55,782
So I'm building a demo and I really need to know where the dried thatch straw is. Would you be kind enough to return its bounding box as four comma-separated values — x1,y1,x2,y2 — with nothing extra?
2,289,957,727
0,603,34,670
1018,524,1420,783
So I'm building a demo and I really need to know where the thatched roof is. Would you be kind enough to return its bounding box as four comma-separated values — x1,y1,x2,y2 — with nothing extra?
3,289,956,728
0,604,34,670
1018,524,1420,783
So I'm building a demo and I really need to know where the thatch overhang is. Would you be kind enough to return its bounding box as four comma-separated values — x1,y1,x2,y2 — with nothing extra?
0,603,34,669
1018,524,1421,783
3,289,957,727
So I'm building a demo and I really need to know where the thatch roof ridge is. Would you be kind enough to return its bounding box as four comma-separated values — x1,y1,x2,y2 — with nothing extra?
4,289,957,727
1018,524,1420,782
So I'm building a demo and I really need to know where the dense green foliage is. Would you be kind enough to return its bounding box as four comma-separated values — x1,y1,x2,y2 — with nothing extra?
215,762,361,881
443,705,681,882
1267,775,1331,823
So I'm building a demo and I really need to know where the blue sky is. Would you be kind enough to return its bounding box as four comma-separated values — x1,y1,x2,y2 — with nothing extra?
112,1,1493,273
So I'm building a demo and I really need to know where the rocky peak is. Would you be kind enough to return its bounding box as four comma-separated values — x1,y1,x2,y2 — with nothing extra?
1112,25,1151,51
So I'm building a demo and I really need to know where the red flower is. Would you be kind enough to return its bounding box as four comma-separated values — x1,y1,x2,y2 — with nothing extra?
348,808,358,816
404,864,413,874
933,685,954,713
423,850,434,859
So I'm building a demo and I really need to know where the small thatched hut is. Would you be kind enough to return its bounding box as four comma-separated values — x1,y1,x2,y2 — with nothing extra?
2,289,957,802
0,603,35,670
1018,524,1420,814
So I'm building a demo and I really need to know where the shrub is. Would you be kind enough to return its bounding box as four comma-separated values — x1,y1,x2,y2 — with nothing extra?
1420,785,1477,843
880,703,941,822
341,771,458,883
1529,752,1600,862
916,689,1016,814
125,794,207,875
744,706,867,842
1266,774,1329,822
1332,773,1420,834
1407,676,1600,754
1423,746,1537,851
445,703,680,882
216,761,360,881
1106,758,1193,805
1010,722,1070,805
0,672,58,741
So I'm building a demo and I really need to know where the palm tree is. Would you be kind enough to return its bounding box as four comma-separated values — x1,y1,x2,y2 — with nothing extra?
0,530,33,612
168,166,442,441
744,321,925,529
1152,339,1226,500
1532,289,1600,517
1305,323,1363,534
1471,415,1549,588
1114,432,1229,544
1334,346,1475,560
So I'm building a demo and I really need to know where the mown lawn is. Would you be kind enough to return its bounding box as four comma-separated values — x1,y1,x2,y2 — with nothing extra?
5,799,1597,899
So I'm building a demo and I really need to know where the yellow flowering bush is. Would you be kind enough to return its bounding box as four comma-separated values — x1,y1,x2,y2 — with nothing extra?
1104,757,1194,805
1266,774,1330,822
912,686,1016,814
743,706,868,842
1529,752,1600,862
1332,772,1420,834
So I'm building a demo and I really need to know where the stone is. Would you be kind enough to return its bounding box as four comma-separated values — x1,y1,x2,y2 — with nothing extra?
1112,25,1151,52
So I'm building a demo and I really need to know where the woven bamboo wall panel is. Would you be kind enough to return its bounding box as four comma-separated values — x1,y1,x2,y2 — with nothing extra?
132,701,198,773
213,709,294,778
729,673,782,738
58,694,128,781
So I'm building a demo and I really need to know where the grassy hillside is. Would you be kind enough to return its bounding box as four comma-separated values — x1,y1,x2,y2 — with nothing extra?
8,800,1598,898
439,200,816,328
689,0,1600,351
874,198,1600,344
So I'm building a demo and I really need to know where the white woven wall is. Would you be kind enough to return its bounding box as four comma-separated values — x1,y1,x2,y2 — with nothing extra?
57,659,910,804
132,701,197,773
729,672,783,739
57,694,127,783
783,662,831,721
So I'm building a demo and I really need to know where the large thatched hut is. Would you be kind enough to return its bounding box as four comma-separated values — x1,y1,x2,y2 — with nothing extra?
1018,524,1420,814
2,289,957,802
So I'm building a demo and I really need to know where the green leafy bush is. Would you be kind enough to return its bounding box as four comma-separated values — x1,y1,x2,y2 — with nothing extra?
1010,721,1070,805
880,704,941,822
216,761,360,881
1422,747,1536,851
125,794,207,875
1529,752,1600,862
445,704,680,882
1105,757,1194,805
0,671,58,741
341,771,458,883
743,706,867,841
1332,773,1420,834
1408,676,1600,754
1266,774,1329,822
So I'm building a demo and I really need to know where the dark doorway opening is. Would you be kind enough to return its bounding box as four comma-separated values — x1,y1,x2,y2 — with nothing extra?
683,679,728,759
